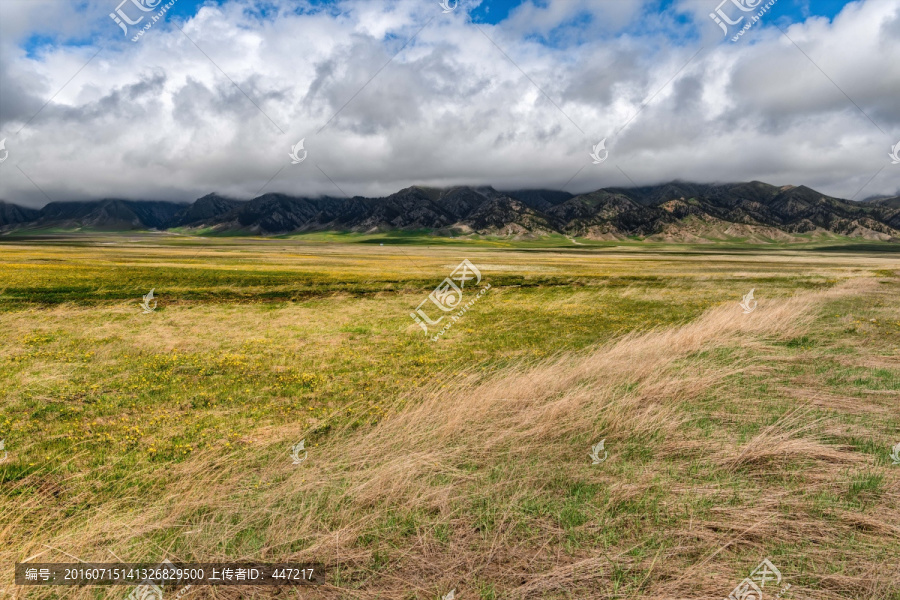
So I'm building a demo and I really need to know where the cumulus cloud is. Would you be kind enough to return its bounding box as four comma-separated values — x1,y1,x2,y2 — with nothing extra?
0,0,898,207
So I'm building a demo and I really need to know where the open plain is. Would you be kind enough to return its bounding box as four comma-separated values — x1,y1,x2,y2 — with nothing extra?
1,234,899,599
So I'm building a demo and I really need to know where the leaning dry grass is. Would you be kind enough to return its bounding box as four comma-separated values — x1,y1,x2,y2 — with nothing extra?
5,278,899,599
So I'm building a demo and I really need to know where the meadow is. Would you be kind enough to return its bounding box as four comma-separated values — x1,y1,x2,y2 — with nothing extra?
1,233,899,599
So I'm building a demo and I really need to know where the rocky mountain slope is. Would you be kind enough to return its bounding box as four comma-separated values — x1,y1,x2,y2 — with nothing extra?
2,181,898,241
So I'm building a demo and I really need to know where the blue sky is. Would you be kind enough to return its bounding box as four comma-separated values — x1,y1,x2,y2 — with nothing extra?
469,0,854,25
152,0,858,24
17,0,860,55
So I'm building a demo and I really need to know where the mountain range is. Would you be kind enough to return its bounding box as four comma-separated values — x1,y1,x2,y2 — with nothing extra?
2,181,899,242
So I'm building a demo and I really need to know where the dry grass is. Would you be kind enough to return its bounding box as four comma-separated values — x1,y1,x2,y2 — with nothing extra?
5,275,898,599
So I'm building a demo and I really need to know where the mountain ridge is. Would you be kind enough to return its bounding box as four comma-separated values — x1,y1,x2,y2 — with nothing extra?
2,181,899,241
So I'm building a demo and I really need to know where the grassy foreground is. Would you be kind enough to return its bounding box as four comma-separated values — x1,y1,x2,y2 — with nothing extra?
1,234,899,599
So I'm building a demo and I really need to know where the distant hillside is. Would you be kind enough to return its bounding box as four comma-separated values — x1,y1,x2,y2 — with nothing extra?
27,199,188,231
2,181,899,241
866,195,900,210
0,201,40,227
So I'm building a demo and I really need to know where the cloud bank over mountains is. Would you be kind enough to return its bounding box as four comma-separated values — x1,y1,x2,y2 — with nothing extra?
0,0,898,207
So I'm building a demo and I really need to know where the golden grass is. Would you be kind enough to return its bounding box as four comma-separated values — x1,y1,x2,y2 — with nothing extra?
6,275,898,599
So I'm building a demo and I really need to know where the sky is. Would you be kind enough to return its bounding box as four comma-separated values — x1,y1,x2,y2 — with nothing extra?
0,0,898,207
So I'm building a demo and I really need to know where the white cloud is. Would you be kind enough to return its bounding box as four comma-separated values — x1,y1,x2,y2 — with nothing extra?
0,0,898,207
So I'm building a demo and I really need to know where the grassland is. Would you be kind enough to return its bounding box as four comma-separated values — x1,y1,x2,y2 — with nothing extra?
1,233,899,599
